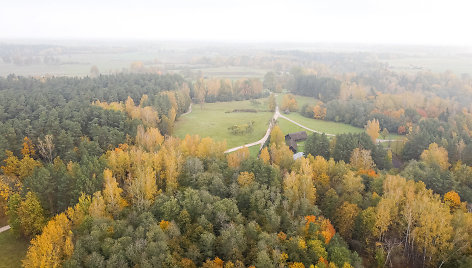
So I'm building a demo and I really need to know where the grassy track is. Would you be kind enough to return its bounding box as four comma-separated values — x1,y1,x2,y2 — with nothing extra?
281,113,364,134
277,117,306,135
174,98,273,149
276,93,403,140
276,93,365,135
0,230,29,268
280,113,403,140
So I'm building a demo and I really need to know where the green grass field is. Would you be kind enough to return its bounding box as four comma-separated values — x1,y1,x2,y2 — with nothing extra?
275,93,403,140
248,146,261,157
280,113,403,140
275,94,320,110
281,113,364,134
277,117,306,135
174,98,273,150
0,230,29,268
276,119,311,153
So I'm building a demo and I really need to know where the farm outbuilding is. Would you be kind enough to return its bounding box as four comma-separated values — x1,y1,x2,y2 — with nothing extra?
285,131,308,153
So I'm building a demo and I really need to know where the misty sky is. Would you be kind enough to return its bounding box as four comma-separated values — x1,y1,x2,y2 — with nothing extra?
1,0,471,46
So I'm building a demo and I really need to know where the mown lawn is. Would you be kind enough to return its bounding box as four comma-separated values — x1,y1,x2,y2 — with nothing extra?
280,113,364,135
248,146,261,158
276,120,312,153
0,230,29,268
174,98,273,149
277,118,305,135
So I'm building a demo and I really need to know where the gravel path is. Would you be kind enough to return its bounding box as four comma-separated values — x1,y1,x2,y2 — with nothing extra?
180,103,192,116
0,225,11,234
224,106,279,153
224,101,399,153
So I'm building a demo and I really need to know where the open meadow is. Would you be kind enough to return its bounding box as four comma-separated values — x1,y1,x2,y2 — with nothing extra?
275,94,320,110
174,98,273,150
0,230,28,268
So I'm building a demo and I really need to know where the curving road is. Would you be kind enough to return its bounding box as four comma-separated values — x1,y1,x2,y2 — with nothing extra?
224,106,280,153
278,114,398,143
278,113,335,137
180,103,192,116
224,100,400,153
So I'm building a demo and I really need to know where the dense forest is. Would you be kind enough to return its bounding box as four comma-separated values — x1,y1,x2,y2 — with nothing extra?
0,66,471,268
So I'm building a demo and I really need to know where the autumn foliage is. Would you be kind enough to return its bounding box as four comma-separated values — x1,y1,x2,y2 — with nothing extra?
420,143,450,170
365,118,380,143
23,213,74,267
281,94,298,112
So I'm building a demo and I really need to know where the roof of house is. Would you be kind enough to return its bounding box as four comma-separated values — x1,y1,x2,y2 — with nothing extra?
287,140,298,152
285,131,308,142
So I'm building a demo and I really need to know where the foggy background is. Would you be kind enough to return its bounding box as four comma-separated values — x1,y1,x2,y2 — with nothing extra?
1,0,471,46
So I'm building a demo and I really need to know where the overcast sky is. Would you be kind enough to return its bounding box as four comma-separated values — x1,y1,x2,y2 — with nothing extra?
1,0,471,46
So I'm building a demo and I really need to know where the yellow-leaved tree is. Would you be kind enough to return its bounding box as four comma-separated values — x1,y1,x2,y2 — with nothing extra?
270,125,285,147
313,102,327,119
127,165,157,209
227,147,250,169
349,148,375,171
89,191,108,218
18,192,46,238
21,137,35,157
283,158,316,216
136,125,164,152
420,143,450,171
237,171,255,187
259,147,270,164
1,150,40,180
281,94,298,112
103,169,127,216
334,201,360,240
158,142,181,192
443,190,461,210
310,155,330,189
365,119,380,143
23,213,74,268
106,146,131,184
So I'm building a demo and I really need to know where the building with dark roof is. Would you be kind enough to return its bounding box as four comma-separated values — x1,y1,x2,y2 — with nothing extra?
285,131,308,153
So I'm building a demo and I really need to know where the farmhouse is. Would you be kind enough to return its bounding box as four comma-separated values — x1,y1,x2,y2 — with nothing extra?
285,131,308,153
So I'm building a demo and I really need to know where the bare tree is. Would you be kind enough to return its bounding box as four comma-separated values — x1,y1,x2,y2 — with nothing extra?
37,135,55,163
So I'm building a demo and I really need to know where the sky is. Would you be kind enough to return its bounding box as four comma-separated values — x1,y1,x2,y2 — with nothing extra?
1,0,471,46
